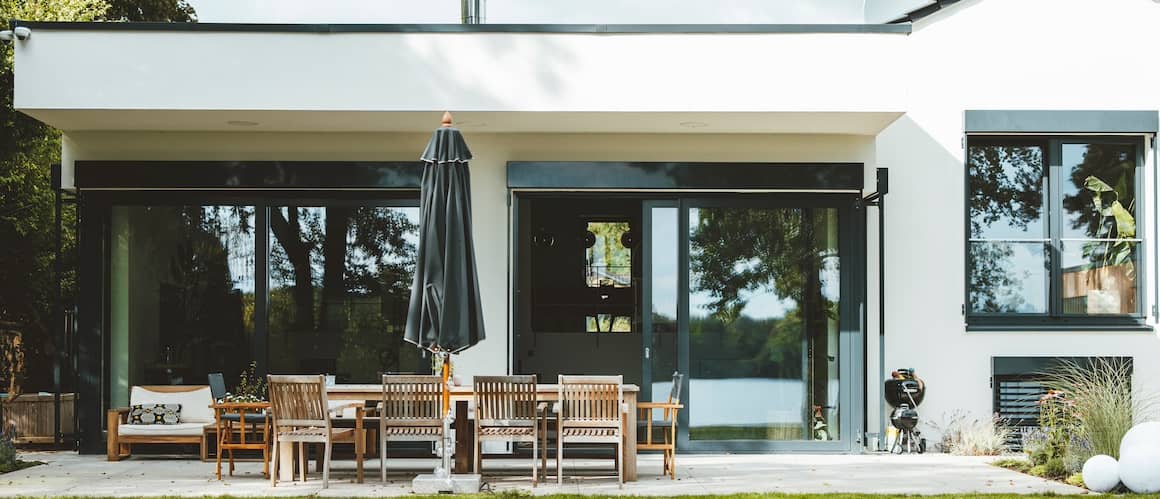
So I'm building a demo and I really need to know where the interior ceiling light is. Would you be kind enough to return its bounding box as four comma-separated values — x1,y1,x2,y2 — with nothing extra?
226,120,260,127
679,121,708,128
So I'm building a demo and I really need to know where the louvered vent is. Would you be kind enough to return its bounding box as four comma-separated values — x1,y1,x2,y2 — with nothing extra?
993,375,1046,450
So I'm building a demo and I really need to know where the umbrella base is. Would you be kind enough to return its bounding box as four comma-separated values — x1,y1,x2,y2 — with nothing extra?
412,473,481,494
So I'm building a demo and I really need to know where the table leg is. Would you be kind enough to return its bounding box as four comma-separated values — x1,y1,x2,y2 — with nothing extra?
454,400,470,473
278,440,294,481
624,391,637,481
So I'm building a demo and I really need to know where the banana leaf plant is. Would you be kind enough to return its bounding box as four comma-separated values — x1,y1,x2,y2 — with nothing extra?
1083,175,1136,275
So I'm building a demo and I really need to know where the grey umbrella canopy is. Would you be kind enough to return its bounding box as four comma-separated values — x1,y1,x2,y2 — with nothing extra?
404,112,486,353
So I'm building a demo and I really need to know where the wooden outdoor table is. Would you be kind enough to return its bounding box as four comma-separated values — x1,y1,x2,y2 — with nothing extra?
211,402,270,480
325,383,640,481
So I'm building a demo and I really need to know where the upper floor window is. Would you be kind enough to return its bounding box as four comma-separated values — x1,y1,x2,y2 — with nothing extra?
967,138,1143,327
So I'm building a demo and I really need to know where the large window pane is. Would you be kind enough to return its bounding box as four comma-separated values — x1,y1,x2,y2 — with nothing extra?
968,242,1049,314
688,206,839,441
1061,240,1139,315
968,145,1046,240
268,206,422,381
109,206,255,408
1062,143,1137,240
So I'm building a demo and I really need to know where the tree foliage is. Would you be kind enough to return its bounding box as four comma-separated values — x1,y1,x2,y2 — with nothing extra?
0,0,195,392
104,0,194,22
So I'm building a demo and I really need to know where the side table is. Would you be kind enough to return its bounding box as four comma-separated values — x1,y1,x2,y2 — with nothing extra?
212,402,271,479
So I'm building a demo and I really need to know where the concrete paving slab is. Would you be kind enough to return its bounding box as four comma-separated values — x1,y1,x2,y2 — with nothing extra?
0,450,1086,496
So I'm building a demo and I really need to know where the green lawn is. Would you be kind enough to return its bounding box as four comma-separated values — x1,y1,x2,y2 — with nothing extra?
5,495,1153,499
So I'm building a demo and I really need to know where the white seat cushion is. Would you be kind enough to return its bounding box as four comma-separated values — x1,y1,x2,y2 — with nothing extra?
129,387,214,424
118,422,206,437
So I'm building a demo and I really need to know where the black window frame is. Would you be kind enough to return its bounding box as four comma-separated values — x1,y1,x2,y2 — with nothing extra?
965,135,1149,330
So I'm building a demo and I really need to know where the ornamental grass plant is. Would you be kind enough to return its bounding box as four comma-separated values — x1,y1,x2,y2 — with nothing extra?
1042,357,1149,460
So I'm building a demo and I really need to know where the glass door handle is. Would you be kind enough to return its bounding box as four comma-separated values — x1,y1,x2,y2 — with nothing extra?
645,347,650,359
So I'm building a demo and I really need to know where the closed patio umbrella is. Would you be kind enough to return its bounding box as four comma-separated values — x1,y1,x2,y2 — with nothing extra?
405,111,486,354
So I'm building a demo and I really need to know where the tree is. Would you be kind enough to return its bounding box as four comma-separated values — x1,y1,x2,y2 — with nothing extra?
0,0,196,393
104,0,194,22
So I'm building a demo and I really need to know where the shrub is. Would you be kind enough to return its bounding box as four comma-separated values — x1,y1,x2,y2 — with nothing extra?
931,411,1012,455
0,425,15,469
1065,472,1085,488
1043,358,1147,460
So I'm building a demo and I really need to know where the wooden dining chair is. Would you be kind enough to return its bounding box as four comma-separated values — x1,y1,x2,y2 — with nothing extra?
638,371,684,479
473,375,544,485
267,375,361,488
555,375,626,487
378,375,445,482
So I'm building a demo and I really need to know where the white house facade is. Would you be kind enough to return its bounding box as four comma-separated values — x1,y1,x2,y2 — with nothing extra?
10,0,1160,454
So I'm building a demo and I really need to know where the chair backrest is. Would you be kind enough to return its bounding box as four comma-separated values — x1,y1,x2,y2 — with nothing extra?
558,375,623,427
208,373,227,400
667,371,684,404
474,375,537,427
267,374,329,428
381,375,443,425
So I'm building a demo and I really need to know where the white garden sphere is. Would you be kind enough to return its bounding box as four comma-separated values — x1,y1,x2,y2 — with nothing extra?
1119,446,1160,493
1120,421,1160,458
1081,455,1119,492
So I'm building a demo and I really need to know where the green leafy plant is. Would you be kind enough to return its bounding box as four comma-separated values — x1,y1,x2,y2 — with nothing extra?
1082,175,1136,273
1044,358,1144,459
222,361,266,403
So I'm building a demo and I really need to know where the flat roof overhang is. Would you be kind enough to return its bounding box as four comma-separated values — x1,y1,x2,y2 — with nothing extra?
13,24,910,133
20,109,904,134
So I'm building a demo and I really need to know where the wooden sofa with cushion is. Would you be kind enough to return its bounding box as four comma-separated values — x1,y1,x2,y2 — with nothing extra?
107,385,215,461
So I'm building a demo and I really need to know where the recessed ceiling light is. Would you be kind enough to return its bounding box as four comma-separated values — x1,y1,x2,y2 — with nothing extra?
679,121,708,128
226,120,260,127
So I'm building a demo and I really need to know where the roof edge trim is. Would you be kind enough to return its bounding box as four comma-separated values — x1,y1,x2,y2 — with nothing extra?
11,20,911,35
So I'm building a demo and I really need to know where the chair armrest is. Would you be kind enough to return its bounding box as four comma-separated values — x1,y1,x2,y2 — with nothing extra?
330,402,363,412
551,402,561,414
108,407,130,424
637,402,684,410
536,401,548,413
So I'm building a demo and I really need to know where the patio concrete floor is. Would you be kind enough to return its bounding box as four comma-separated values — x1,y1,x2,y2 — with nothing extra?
2,450,1086,496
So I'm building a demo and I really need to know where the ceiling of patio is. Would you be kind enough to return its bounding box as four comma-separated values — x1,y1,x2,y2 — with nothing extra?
22,110,904,135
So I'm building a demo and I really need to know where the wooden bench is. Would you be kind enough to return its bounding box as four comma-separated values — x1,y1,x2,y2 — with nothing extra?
107,385,214,461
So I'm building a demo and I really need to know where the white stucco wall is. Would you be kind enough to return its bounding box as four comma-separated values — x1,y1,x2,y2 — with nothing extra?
873,0,1160,441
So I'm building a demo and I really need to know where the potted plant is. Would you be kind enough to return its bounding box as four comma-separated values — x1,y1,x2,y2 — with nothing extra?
220,362,267,403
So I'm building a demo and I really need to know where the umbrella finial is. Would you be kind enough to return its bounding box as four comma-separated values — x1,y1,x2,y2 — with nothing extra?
441,111,454,128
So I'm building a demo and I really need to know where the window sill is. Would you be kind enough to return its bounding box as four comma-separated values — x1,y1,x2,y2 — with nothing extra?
966,323,1154,333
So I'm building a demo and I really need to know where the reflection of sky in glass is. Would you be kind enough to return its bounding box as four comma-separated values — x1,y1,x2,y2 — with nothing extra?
650,207,679,320
213,206,257,295
688,208,792,321
970,242,1047,313
269,206,419,291
970,145,1045,240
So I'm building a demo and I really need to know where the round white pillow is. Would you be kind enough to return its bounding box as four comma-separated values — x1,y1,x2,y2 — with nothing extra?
1081,454,1119,492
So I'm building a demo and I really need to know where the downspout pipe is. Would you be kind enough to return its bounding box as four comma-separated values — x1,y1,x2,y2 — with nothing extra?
461,0,483,24
1153,133,1158,323
862,168,888,451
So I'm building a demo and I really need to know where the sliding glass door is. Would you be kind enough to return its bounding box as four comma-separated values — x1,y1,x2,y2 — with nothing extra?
643,196,860,452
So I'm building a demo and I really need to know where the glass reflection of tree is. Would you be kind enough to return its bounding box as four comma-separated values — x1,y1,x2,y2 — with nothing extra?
269,207,417,379
688,208,832,380
162,207,254,381
968,145,1044,312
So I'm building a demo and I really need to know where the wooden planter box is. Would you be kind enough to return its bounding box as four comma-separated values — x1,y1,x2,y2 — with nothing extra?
1,393,76,444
